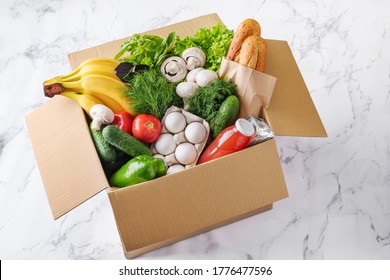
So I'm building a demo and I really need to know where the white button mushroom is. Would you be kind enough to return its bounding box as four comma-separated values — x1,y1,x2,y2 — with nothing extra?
90,104,114,130
186,67,204,83
182,47,206,70
176,81,199,100
195,69,218,87
160,56,188,83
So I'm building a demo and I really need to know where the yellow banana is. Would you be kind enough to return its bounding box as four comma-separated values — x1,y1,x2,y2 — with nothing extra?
61,64,120,82
61,91,103,118
60,57,120,80
59,74,136,116
86,91,125,113
43,58,120,86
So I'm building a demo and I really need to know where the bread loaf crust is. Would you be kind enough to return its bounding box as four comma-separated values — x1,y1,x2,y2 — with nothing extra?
226,19,261,61
239,36,267,72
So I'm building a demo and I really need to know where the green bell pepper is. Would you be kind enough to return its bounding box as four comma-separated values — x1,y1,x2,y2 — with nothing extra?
109,155,167,188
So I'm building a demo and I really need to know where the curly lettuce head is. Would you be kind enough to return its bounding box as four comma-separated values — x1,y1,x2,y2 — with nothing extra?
174,23,234,72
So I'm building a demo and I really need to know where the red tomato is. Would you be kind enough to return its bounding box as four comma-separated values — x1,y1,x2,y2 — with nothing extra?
132,114,162,144
113,112,134,135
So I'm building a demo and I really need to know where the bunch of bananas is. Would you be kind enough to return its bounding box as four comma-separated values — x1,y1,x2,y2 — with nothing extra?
43,58,136,117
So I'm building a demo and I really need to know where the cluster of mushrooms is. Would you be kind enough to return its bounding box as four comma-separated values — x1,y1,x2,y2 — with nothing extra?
160,47,218,102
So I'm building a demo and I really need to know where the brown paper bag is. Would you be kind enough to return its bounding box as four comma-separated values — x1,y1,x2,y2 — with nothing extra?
218,58,277,118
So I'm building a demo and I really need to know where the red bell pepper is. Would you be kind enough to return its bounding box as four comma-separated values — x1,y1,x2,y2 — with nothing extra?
112,111,134,135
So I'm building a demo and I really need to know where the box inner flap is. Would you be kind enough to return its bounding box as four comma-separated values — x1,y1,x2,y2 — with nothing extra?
264,40,327,137
108,139,288,255
26,96,109,219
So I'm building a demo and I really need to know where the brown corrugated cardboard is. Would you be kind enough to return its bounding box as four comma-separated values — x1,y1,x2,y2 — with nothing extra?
26,13,326,258
108,139,287,258
25,96,108,218
264,40,327,136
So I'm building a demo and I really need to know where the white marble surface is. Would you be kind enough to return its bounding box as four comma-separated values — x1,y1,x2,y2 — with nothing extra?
0,0,389,260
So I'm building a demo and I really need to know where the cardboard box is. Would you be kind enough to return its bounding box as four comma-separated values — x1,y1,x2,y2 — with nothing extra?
26,13,326,259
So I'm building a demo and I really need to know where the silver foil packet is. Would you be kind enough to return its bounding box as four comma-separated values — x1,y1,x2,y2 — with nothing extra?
247,115,274,146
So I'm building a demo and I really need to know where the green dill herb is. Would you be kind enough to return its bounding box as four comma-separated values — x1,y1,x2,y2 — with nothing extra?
186,79,237,123
125,70,183,119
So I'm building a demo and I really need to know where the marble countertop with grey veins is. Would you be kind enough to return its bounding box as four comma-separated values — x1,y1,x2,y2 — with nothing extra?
0,0,389,259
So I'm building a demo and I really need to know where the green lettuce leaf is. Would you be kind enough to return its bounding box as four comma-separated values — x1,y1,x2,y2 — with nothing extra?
173,23,234,71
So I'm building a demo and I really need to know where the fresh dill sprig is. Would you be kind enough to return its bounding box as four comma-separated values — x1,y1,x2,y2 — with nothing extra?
187,78,237,123
125,70,183,119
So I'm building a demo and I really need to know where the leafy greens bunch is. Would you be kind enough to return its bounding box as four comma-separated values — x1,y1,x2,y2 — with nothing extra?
115,23,234,72
125,69,183,119
186,78,237,123
173,23,234,71
115,32,176,68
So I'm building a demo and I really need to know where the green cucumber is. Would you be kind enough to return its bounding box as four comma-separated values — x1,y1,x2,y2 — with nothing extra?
90,123,121,164
102,125,152,157
211,95,240,139
90,123,130,176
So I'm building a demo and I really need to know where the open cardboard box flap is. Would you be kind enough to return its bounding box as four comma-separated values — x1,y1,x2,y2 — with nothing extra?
26,96,109,218
25,13,326,257
264,40,327,136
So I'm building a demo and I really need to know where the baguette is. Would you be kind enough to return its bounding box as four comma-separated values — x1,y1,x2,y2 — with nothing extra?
238,36,267,72
227,19,261,61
